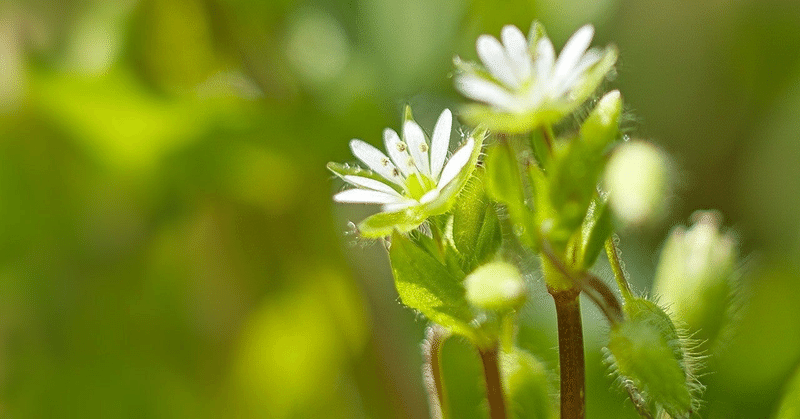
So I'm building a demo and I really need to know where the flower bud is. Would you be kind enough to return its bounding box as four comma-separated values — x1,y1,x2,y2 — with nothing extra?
653,211,737,348
603,141,671,228
501,348,555,419
606,297,701,419
464,261,526,311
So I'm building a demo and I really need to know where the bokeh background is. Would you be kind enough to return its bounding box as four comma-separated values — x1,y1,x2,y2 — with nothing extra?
1,0,800,417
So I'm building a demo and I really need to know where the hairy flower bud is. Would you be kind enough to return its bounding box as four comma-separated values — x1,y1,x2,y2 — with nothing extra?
653,211,738,348
464,261,526,311
604,141,671,228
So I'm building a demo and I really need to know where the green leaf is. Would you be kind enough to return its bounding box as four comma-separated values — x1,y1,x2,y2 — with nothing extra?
389,232,477,340
607,297,699,419
577,196,612,269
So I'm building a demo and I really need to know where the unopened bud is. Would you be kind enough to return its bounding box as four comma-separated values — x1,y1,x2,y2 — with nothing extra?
501,348,555,419
653,211,737,347
464,261,526,311
604,141,671,227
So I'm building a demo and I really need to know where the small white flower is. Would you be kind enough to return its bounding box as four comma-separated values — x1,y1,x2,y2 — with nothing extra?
329,109,484,236
454,21,617,130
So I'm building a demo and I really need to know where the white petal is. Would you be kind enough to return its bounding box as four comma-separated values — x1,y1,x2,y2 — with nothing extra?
551,49,601,99
383,128,414,178
349,139,402,183
476,35,519,89
534,37,555,83
419,189,440,204
501,25,532,82
430,109,452,179
343,175,402,197
333,188,403,204
403,120,431,177
552,25,594,91
456,74,522,112
438,137,474,189
382,199,418,212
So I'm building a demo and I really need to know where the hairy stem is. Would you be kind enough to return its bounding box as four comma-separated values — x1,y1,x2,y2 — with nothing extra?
479,345,508,419
605,236,633,302
422,325,450,419
550,287,586,419
542,244,623,325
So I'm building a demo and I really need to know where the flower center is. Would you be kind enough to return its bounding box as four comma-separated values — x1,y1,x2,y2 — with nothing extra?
404,172,437,201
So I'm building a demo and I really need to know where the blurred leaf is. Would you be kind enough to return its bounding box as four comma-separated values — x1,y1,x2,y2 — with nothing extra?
501,347,556,419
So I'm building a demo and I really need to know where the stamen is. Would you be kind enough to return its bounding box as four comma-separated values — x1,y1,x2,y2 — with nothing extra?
392,168,400,177
420,143,428,153
381,157,391,166
407,157,415,168
397,142,407,152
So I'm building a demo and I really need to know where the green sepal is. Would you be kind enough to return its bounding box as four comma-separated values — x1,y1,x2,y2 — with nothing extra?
458,103,565,134
327,161,398,189
607,297,697,419
577,196,612,269
484,141,537,249
403,104,414,124
554,46,619,118
357,208,427,238
451,170,502,272
421,126,488,217
389,232,478,340
501,347,556,419
580,90,622,154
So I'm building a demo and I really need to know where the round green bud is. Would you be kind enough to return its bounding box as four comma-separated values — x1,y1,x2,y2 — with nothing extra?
606,297,701,419
604,141,672,228
464,261,526,311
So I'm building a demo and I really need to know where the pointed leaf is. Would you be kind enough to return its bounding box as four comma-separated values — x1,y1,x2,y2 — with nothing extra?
390,232,477,339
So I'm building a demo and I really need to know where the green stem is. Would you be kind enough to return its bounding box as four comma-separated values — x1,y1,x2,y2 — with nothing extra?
422,325,450,419
549,287,586,419
479,345,508,419
604,237,633,302
500,313,516,353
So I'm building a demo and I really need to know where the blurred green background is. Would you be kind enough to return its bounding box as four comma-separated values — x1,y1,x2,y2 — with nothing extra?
1,0,800,417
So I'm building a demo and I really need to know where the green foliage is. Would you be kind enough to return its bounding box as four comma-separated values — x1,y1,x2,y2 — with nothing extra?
607,298,699,419
389,232,478,341
775,364,800,419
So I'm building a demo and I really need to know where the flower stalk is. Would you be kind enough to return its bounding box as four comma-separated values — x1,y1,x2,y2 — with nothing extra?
478,345,508,419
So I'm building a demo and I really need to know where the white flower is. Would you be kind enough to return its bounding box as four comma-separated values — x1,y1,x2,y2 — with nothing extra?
454,22,617,130
329,108,484,236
